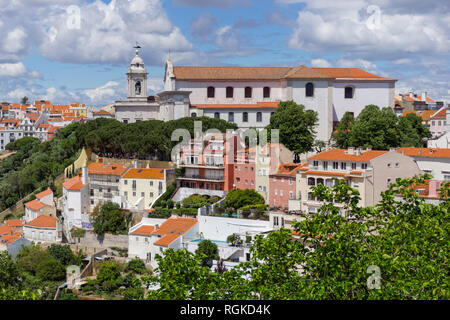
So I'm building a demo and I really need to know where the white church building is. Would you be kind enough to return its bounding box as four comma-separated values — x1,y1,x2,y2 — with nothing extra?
113,48,396,142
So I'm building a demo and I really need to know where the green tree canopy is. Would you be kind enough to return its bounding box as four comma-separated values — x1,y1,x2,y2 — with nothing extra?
224,189,265,210
92,202,131,235
332,105,431,149
195,240,219,267
266,101,318,162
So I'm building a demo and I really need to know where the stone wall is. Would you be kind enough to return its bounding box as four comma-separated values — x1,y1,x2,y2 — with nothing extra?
71,231,128,253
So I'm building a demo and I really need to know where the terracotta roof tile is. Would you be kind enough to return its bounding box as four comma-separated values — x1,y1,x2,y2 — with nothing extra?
88,163,127,176
63,176,86,191
131,225,155,236
311,68,395,80
123,168,165,180
36,187,53,199
5,220,24,227
24,199,47,211
152,216,198,247
397,148,450,159
25,216,57,229
0,225,14,236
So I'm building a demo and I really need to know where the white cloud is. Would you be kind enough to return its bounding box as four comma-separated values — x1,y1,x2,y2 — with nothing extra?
0,62,27,77
83,81,121,105
310,58,331,68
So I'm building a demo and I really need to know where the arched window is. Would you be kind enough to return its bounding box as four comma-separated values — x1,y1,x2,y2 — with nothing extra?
191,113,197,118
243,112,248,122
228,112,234,122
317,178,324,185
226,87,234,98
256,112,262,122
207,86,215,98
263,87,270,98
214,112,220,119
345,86,354,99
305,82,314,97
245,87,252,98
135,81,141,95
308,177,316,186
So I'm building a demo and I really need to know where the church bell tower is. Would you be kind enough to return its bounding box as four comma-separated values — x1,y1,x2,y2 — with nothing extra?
127,44,148,101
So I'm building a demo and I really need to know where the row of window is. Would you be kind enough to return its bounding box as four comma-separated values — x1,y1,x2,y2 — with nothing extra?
312,160,368,170
206,84,355,99
207,86,270,99
273,189,294,199
123,180,163,189
193,111,269,122
124,191,160,198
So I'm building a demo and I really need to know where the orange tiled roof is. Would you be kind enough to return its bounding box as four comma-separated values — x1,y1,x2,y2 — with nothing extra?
123,168,165,180
0,225,14,236
5,220,24,228
397,148,450,159
131,225,155,236
24,199,47,211
1,232,23,245
152,216,198,247
36,187,52,199
309,149,388,162
431,108,446,119
94,110,112,115
173,65,391,81
272,163,303,176
311,68,395,80
25,216,57,229
63,176,85,191
88,162,127,176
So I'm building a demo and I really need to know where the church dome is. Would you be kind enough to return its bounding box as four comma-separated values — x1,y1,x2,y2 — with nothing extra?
129,49,146,73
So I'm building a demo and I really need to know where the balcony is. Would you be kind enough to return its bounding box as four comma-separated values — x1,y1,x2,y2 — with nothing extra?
182,163,224,169
178,174,225,182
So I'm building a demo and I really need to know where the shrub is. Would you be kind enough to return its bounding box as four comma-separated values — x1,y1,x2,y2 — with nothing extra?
195,240,219,267
224,189,265,210
36,258,66,281
126,258,146,274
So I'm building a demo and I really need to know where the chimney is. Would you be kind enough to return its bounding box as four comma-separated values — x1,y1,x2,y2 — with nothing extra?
409,92,414,98
132,159,138,168
82,166,88,185
154,224,159,230
347,147,355,155
421,92,427,102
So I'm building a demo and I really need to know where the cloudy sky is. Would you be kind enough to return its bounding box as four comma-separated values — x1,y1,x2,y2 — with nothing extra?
0,0,448,106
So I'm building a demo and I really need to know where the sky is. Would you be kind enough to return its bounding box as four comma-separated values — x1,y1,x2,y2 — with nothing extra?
0,0,449,106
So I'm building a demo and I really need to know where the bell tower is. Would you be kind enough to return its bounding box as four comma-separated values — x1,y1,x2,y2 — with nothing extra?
127,43,148,101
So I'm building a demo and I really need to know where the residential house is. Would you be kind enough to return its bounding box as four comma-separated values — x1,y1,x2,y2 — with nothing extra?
23,216,62,243
24,188,56,223
62,168,90,231
396,148,450,180
293,148,422,215
269,163,303,209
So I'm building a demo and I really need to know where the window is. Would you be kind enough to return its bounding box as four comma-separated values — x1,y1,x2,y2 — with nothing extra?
289,191,293,200
243,112,248,122
191,113,197,117
256,112,262,122
275,189,278,195
124,191,128,197
135,81,141,95
323,161,328,170
274,177,277,182
236,177,240,182
395,163,399,168
245,179,248,185
245,87,252,98
274,216,279,226
150,192,154,197
431,121,435,126
387,178,391,187
207,86,215,98
341,162,346,170
362,163,368,169
228,112,234,122
387,163,392,168
141,192,145,197
132,180,136,189
150,181,153,186
90,189,94,196
308,177,316,186
124,180,128,185
305,82,314,97
214,112,220,119
351,163,357,170
308,192,314,201
317,178,324,185
226,86,234,98
289,178,293,185
263,87,270,98
133,192,136,197
280,190,283,196
345,86,354,99
333,162,339,169
313,160,319,168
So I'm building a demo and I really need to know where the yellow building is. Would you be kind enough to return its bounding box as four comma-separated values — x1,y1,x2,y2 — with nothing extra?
69,103,87,118
120,168,176,208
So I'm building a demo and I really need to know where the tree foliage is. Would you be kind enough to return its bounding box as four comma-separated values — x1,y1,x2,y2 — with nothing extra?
91,202,131,235
195,240,219,267
224,189,265,210
143,175,449,300
266,101,318,161
332,105,432,149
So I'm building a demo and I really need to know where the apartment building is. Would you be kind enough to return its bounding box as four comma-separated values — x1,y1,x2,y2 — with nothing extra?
62,169,90,231
293,148,422,215
87,162,127,211
396,148,450,180
120,168,176,209
269,163,303,209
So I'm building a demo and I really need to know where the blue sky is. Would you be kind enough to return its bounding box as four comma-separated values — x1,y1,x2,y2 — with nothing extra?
0,0,448,106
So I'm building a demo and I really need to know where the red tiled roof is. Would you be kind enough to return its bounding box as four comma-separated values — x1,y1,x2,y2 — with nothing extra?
25,216,57,229
397,148,450,159
36,187,52,199
24,199,47,211
309,149,388,162
152,216,198,247
88,162,127,176
123,168,165,180
311,68,395,80
5,220,24,228
131,225,155,236
1,232,23,245
63,176,85,191
0,225,14,236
